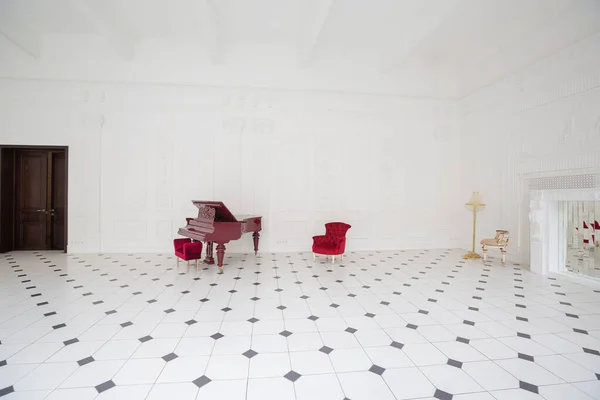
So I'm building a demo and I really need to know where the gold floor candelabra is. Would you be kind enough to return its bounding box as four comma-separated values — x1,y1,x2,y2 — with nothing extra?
463,191,485,259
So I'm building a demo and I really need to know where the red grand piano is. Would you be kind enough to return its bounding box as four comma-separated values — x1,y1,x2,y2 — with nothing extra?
177,200,262,273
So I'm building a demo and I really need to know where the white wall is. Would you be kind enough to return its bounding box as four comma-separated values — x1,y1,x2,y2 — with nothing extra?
0,79,462,254
459,32,600,264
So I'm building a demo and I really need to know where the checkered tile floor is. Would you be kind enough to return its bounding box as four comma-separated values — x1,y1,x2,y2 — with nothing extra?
1,249,600,400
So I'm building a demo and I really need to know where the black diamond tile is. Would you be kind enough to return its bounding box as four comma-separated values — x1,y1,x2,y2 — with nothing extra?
248,317,259,323
44,311,56,317
185,320,197,326
566,313,579,319
279,330,292,337
345,327,357,334
164,308,175,313
418,309,429,315
406,324,418,330
147,299,157,304
319,346,333,354
583,348,600,356
319,287,328,291
162,353,178,362
211,333,224,340
53,323,66,329
64,338,79,346
463,320,475,326
277,305,287,310
574,328,588,335
0,360,6,367
307,315,319,321
105,310,117,315
121,321,133,328
284,370,301,382
330,303,340,308
434,389,453,400
139,335,153,343
390,341,404,349
299,295,309,299
517,332,531,339
193,375,211,388
77,356,95,366
447,359,463,368
518,353,535,362
519,381,538,394
365,313,375,318
200,298,210,302
0,386,14,397
347,293,356,297
369,364,385,375
456,337,470,344
243,349,258,359
596,373,600,380
93,300,104,305
274,288,283,292
516,316,528,322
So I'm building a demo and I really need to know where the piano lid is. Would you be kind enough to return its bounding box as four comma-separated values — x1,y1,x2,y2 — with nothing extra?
191,200,238,222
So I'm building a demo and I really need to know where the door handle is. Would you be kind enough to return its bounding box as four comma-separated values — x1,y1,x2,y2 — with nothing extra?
36,209,47,212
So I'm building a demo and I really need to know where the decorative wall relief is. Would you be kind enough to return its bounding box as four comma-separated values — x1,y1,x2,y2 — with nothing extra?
222,117,245,135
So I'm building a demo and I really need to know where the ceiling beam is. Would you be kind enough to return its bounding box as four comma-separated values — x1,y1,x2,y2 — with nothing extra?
297,0,335,68
67,0,136,61
381,0,460,74
197,0,225,65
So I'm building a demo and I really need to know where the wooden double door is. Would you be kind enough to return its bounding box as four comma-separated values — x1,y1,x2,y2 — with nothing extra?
0,148,67,252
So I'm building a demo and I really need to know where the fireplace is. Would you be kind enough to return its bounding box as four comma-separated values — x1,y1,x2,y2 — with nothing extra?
529,187,600,279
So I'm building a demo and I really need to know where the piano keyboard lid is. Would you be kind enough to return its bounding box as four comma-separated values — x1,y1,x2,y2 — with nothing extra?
191,200,238,222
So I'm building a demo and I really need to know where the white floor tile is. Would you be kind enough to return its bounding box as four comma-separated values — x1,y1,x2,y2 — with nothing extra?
156,356,210,383
383,367,436,399
536,354,598,382
247,377,295,400
205,355,249,380
14,362,78,391
95,384,152,400
195,379,247,400
403,342,448,366
295,373,345,400
495,358,564,386
290,351,334,375
329,347,372,373
338,371,395,400
462,360,519,391
537,383,596,400
249,352,290,378
420,364,483,394
146,382,199,400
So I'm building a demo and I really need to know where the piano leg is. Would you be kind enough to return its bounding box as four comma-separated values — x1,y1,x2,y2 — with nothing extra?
253,232,260,256
216,243,226,273
204,242,215,264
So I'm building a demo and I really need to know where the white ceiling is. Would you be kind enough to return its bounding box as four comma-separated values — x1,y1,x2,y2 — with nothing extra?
0,0,599,97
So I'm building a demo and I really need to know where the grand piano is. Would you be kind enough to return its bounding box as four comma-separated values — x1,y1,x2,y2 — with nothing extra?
177,200,262,273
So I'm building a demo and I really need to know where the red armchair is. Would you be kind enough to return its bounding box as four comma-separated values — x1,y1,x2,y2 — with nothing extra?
312,222,351,264
174,238,203,271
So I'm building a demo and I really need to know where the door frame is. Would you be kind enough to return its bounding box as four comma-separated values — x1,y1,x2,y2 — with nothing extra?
0,145,68,253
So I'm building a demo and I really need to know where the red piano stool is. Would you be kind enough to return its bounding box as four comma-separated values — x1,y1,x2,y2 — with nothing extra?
177,201,263,273
173,238,203,272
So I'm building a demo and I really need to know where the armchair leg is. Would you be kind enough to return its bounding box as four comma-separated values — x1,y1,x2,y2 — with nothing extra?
177,258,180,268
313,253,316,262
332,255,335,264
501,249,506,265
